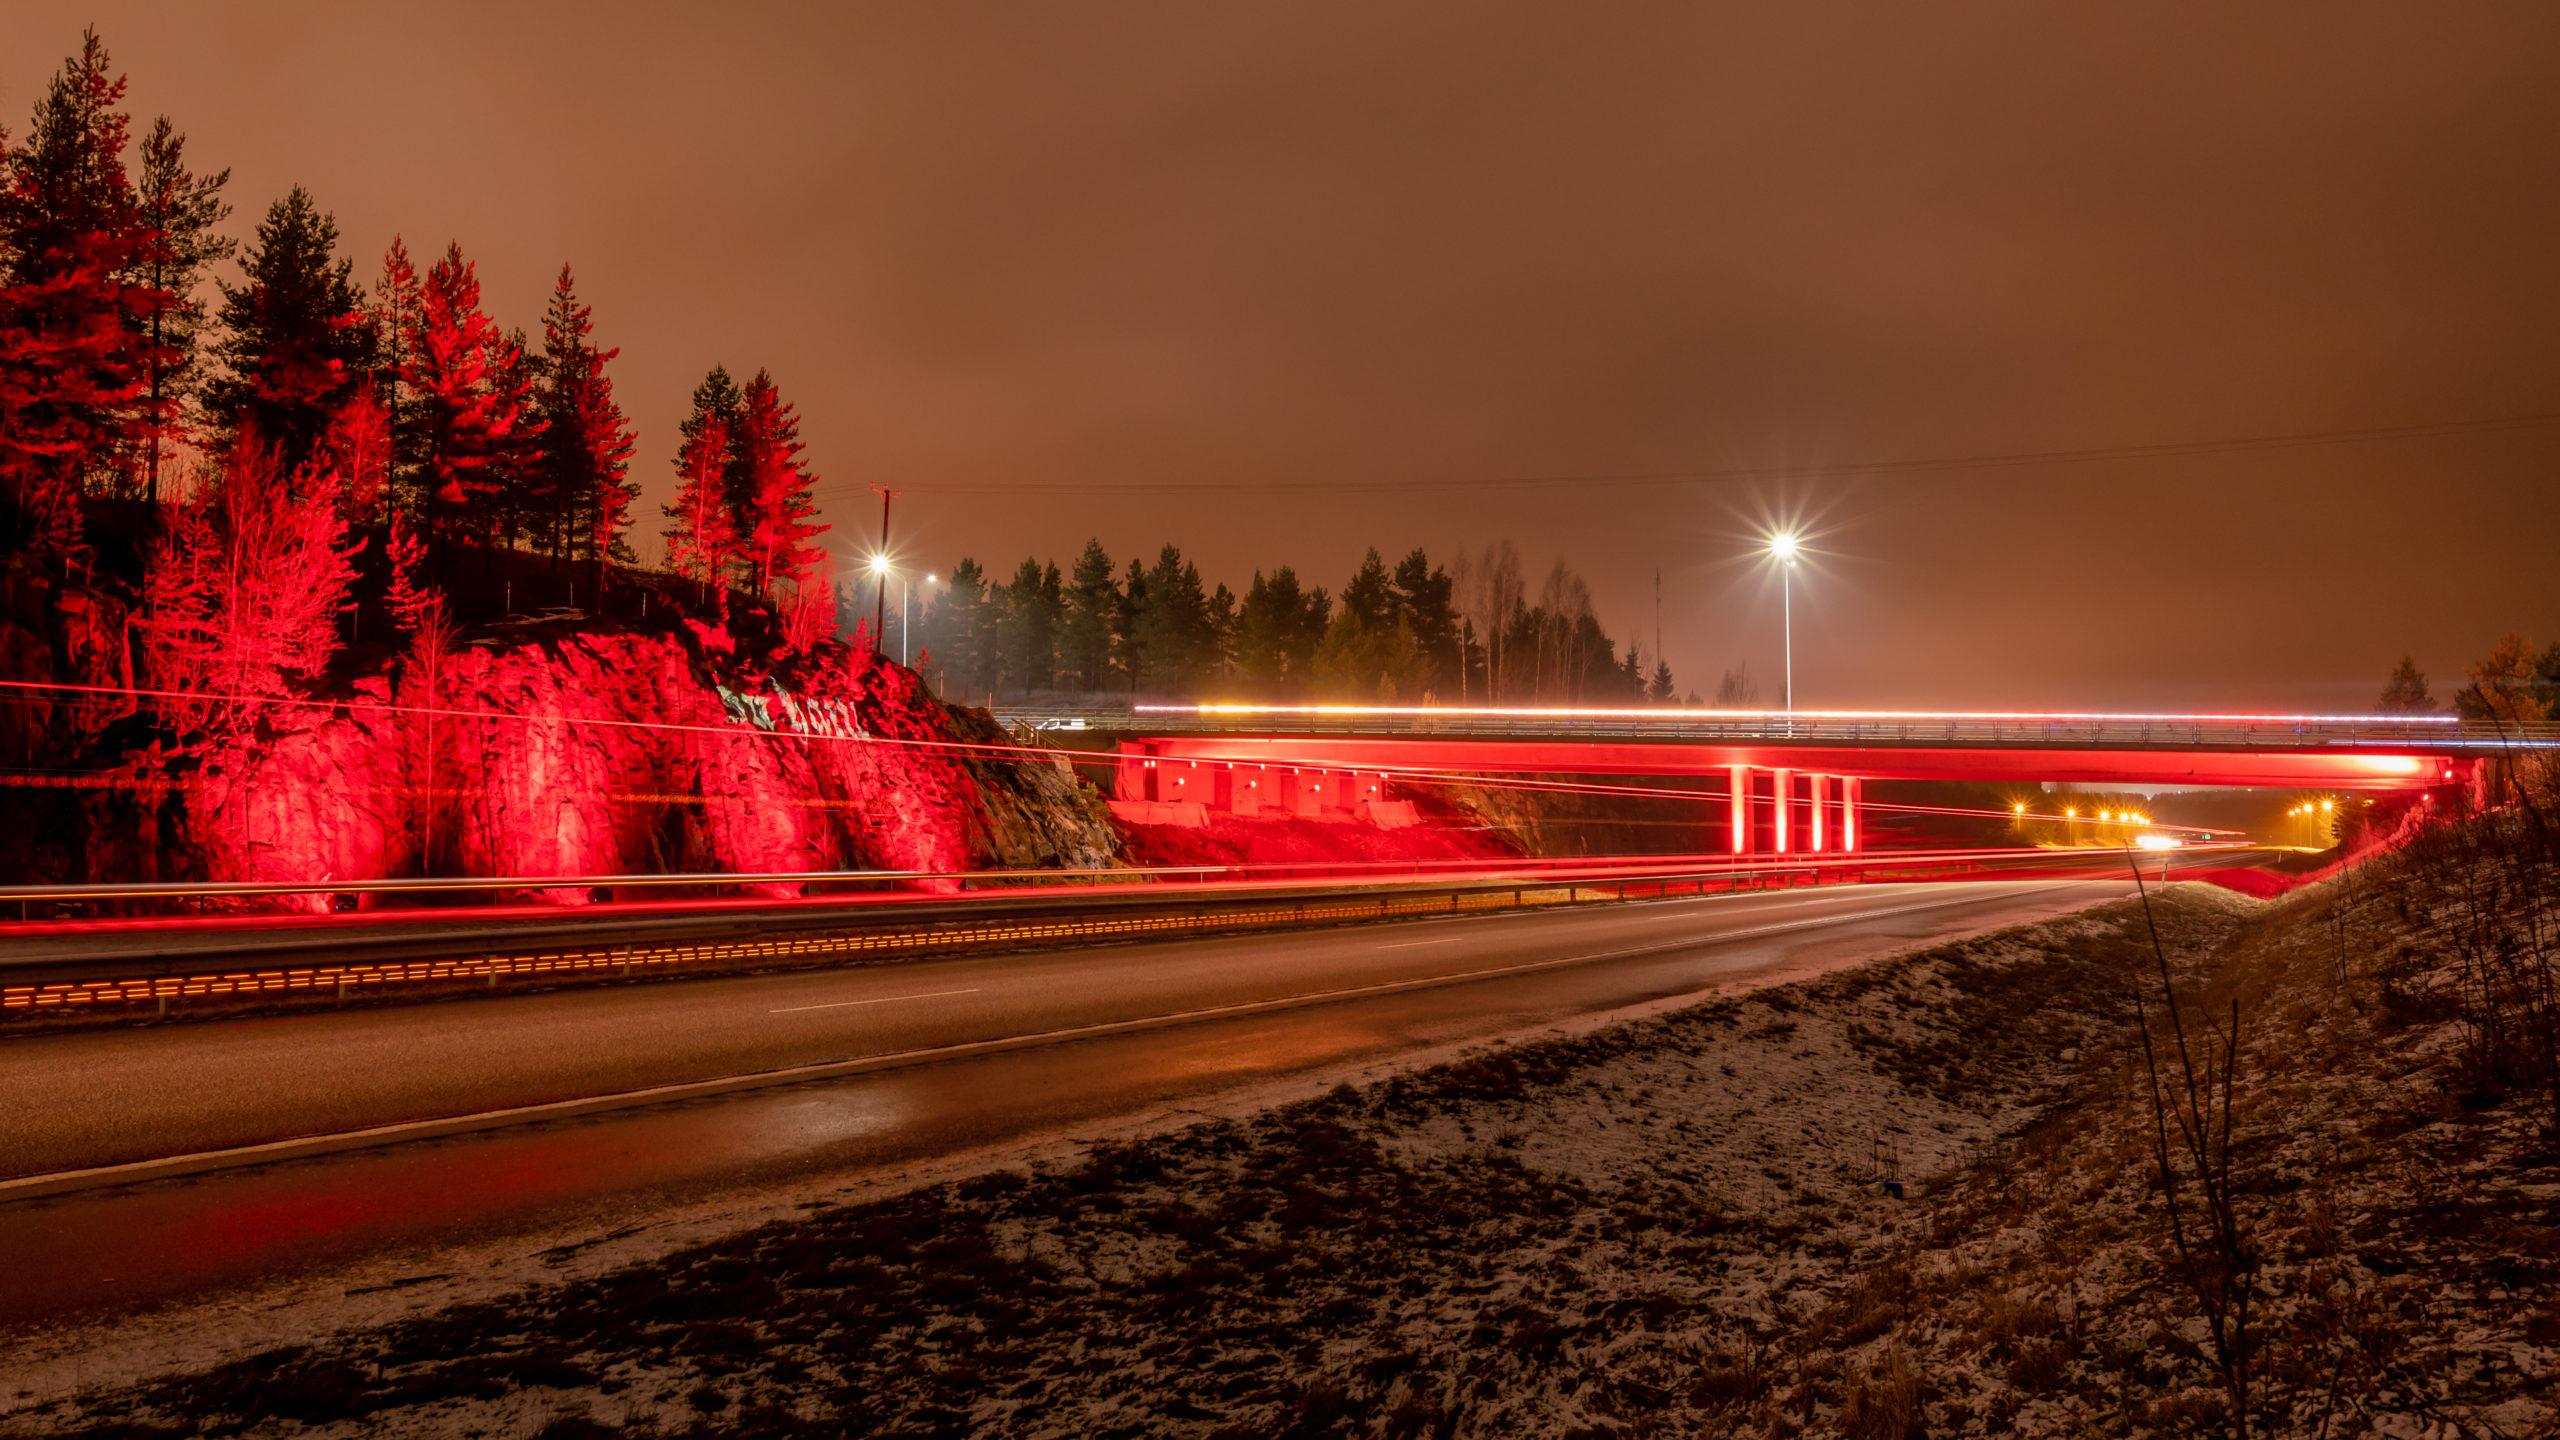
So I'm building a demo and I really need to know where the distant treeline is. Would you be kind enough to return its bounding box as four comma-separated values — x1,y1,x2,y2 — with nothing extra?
917,539,1752,706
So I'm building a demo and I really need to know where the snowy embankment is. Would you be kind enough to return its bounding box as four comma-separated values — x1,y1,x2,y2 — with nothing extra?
28,831,2560,1437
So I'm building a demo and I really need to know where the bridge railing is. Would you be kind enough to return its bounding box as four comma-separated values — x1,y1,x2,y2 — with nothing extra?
996,706,2560,751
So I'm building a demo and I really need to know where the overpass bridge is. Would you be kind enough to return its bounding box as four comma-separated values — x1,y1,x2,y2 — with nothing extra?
997,703,2546,857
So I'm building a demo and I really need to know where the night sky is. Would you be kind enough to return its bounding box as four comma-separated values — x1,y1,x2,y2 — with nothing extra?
8,2,2558,710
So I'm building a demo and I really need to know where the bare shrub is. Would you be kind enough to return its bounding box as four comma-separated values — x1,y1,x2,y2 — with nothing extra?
1839,1339,1925,1440
2126,852,2259,1437
2398,759,2560,1136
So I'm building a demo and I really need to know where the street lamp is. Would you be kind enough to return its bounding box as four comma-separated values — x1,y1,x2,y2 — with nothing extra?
901,571,938,667
867,553,891,655
1766,531,1801,715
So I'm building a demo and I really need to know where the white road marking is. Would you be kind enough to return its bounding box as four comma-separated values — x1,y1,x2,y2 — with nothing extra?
0,879,2124,1203
769,987,982,1015
1376,936,1464,949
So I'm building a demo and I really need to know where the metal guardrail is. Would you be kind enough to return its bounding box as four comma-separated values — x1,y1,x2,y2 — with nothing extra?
997,706,2560,751
0,849,2094,1015
0,852,1944,912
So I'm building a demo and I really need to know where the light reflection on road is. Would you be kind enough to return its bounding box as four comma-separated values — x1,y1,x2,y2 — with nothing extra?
0,879,2124,1333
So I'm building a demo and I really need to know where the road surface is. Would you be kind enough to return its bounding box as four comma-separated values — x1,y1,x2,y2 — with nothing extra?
0,874,2132,1347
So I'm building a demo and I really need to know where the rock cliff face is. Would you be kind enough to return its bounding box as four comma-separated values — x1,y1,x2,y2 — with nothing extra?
13,621,1121,909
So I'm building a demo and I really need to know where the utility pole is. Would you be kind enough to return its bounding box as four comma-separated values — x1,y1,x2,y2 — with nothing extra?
871,485,899,653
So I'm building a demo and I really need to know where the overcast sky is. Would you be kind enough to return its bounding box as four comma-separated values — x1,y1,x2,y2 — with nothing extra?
8,1,2558,709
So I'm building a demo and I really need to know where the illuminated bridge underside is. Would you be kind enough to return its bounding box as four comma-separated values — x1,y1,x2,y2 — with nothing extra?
1110,732,2468,858
1123,736,2463,791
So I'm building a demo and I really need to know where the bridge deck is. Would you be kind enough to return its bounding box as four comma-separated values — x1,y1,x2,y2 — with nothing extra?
998,704,2550,790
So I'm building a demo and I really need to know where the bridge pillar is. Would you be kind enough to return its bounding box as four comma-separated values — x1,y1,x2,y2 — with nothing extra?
1770,767,1793,854
1114,744,1158,802
1270,766,1307,818
1164,758,1204,805
1806,773,1828,853
1838,776,1861,853
1225,764,1267,817
1728,765,1750,855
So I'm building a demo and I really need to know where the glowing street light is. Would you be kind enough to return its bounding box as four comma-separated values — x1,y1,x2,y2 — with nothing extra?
902,571,939,667
1766,531,1801,716
869,558,936,667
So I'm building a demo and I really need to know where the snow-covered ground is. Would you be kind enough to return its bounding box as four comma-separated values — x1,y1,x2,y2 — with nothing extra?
20,828,2558,1437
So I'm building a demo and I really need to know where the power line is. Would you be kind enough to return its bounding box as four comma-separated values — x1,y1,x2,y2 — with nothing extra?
808,410,2560,499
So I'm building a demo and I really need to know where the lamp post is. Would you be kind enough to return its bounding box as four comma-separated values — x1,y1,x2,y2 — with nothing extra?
901,572,937,667
867,553,890,654
1767,531,1800,716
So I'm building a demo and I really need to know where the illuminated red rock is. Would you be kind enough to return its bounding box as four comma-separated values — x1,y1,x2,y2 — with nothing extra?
41,622,1124,907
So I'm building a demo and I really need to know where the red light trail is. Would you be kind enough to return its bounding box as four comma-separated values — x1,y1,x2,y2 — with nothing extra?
0,678,2218,832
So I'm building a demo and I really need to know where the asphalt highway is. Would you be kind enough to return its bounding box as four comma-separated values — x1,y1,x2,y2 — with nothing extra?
0,874,2137,1337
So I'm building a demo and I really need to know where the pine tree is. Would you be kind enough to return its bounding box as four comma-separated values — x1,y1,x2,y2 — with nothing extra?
1390,547,1460,695
128,117,230,501
995,557,1060,693
1116,556,1150,692
2377,655,2436,715
1647,657,1677,704
1134,545,1211,693
733,369,827,599
1058,538,1118,690
0,29,159,560
370,237,422,493
1341,548,1394,628
405,242,538,556
664,410,737,621
1236,566,1328,696
1236,570,1290,692
933,558,994,698
534,265,636,600
1312,607,1426,701
677,364,745,507
206,187,368,476
487,326,547,555
1205,582,1238,685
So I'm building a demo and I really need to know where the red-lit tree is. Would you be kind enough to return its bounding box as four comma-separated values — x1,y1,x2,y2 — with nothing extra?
0,30,166,562
136,436,361,735
778,551,837,656
665,412,738,622
534,266,636,599
317,379,391,528
383,509,456,865
401,241,538,557
733,369,829,600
